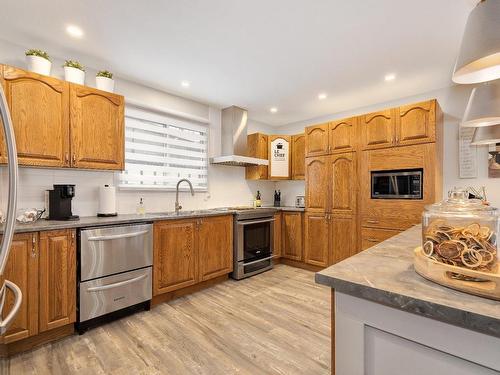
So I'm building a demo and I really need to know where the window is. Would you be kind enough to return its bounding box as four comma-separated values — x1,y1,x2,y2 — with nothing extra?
119,107,208,191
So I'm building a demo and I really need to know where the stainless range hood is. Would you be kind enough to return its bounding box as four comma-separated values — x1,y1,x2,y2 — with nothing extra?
210,106,269,167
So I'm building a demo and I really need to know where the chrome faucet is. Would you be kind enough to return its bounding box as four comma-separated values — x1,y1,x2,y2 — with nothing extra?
175,179,195,213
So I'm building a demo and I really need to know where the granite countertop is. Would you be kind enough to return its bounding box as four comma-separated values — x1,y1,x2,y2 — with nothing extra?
316,225,500,338
271,206,305,212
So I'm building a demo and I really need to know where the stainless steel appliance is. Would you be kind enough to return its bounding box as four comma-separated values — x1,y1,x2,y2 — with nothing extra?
48,184,79,220
371,169,423,199
77,223,153,332
295,195,305,208
0,85,21,337
229,207,276,280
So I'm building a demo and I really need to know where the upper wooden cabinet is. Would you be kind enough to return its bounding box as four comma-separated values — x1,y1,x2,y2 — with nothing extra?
0,64,125,171
304,212,329,267
361,109,395,150
305,123,329,157
329,117,356,153
70,85,124,170
282,212,303,261
291,133,305,180
38,229,76,333
0,65,70,167
328,153,357,215
305,156,329,212
246,133,268,180
0,233,38,344
198,215,233,281
268,135,291,179
396,100,438,146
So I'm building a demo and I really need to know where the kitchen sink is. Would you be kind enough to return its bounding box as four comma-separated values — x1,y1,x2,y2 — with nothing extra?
146,209,222,217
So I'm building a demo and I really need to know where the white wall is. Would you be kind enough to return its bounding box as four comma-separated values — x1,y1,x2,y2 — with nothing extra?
274,85,500,208
0,39,276,216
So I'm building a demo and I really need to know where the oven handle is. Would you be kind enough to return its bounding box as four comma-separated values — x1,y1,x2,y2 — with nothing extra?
87,230,149,241
86,274,148,292
237,218,275,226
243,255,273,266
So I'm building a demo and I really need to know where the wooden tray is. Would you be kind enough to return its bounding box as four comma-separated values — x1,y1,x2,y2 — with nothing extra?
414,246,500,301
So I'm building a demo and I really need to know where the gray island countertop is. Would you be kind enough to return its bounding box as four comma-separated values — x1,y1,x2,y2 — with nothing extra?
316,225,500,338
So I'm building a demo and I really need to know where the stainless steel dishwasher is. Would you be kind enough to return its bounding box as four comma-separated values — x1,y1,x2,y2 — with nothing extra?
77,223,153,333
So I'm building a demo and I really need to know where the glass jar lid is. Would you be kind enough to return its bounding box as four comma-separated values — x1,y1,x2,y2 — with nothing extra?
425,188,498,215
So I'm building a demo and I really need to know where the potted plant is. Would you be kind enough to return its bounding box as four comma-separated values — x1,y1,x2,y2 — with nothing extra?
63,60,85,84
96,70,115,92
25,49,51,75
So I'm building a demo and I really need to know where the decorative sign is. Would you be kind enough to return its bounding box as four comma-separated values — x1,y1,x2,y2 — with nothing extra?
459,126,477,178
270,137,290,178
489,143,500,178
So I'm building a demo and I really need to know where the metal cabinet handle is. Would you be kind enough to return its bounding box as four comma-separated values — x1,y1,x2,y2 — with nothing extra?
237,218,275,226
87,274,147,292
88,230,149,241
366,219,379,224
243,256,273,266
0,280,22,335
72,154,76,164
65,153,69,164
366,238,379,243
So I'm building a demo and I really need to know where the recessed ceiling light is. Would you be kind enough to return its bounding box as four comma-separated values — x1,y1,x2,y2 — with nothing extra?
270,107,278,113
181,80,190,88
318,93,327,100
384,73,396,82
66,25,84,38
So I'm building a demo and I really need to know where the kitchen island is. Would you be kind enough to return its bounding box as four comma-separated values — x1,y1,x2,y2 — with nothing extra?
316,225,500,375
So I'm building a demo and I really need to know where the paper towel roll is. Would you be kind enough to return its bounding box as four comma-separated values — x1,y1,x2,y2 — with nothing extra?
98,185,117,216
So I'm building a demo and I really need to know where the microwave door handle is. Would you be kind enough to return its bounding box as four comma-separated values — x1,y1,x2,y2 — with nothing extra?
390,175,399,196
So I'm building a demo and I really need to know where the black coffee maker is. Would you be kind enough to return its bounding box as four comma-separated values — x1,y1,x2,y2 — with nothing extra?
48,184,79,221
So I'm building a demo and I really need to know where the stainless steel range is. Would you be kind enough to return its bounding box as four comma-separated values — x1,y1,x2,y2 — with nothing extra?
227,207,277,280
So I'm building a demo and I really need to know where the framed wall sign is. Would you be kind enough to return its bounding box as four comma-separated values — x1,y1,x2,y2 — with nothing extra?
268,135,291,179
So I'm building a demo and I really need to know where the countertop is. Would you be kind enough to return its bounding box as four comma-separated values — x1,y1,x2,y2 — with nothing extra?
3,206,305,234
315,225,500,338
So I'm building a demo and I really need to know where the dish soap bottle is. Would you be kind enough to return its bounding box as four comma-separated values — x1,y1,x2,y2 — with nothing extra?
136,197,146,215
255,191,262,208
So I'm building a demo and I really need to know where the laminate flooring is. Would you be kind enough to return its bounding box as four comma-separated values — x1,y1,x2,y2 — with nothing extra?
9,265,331,375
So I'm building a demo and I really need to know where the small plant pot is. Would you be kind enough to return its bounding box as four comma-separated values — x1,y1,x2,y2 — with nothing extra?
26,55,51,75
64,66,85,85
96,76,115,92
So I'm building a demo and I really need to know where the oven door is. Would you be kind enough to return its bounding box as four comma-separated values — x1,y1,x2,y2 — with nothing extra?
236,217,274,263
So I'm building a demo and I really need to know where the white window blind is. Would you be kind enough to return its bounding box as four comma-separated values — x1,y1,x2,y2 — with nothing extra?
119,107,208,191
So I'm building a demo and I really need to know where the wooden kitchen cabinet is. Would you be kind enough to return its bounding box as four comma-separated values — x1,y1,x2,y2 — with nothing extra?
305,123,329,157
305,156,329,212
38,229,76,333
330,215,357,264
361,109,395,150
69,84,124,170
304,212,329,267
246,133,268,180
291,133,305,180
329,152,357,216
396,100,438,146
153,219,198,295
361,227,402,250
268,135,291,179
273,212,282,258
198,215,233,281
282,212,303,261
0,65,70,167
329,117,356,153
0,233,39,344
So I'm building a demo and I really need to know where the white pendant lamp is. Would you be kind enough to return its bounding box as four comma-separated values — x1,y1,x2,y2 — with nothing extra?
461,80,500,127
452,0,500,84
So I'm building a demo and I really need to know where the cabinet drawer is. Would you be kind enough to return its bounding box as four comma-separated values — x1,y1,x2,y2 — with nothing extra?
361,216,417,230
361,227,401,250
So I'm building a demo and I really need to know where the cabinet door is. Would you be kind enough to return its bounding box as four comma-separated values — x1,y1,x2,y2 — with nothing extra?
198,215,233,281
0,233,38,343
330,216,357,265
291,133,305,180
282,212,303,261
305,123,329,157
39,229,76,332
1,65,70,167
304,212,329,267
273,213,282,258
329,117,356,153
246,133,268,180
154,220,198,295
396,100,436,146
268,135,291,179
70,84,124,170
361,109,395,150
329,153,357,216
305,156,329,212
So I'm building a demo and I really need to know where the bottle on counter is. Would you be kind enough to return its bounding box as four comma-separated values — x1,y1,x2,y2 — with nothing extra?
255,191,262,208
136,197,146,215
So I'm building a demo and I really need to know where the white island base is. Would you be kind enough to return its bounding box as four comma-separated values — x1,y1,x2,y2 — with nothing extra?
334,292,500,375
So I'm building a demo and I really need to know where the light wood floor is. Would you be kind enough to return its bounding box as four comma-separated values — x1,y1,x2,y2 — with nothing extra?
9,265,331,375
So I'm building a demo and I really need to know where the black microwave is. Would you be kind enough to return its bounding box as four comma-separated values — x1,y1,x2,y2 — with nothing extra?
371,169,423,199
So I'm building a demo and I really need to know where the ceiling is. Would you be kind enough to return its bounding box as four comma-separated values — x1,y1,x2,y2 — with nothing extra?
0,0,478,126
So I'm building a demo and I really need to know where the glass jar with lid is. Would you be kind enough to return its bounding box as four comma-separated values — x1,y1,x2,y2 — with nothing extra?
422,188,499,274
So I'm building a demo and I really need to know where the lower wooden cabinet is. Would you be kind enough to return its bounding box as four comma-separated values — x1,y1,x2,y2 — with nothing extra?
304,212,329,267
154,215,233,296
282,212,303,261
273,213,282,258
330,216,357,265
38,229,76,332
361,227,401,250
